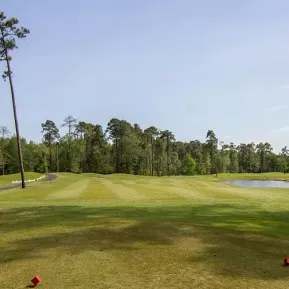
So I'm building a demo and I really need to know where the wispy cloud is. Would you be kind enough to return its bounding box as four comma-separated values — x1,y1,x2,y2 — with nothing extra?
280,85,289,89
264,106,284,113
273,126,289,132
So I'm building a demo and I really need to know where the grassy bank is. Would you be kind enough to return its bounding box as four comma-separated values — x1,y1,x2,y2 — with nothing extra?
0,172,44,187
215,172,289,181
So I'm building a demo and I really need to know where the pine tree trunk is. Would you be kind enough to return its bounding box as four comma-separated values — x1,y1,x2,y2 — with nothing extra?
167,137,170,176
1,134,4,175
151,137,154,176
5,50,25,188
68,126,71,172
56,144,59,173
49,142,52,172
115,139,119,173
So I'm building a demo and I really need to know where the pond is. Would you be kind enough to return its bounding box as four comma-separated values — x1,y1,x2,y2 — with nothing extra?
223,180,289,188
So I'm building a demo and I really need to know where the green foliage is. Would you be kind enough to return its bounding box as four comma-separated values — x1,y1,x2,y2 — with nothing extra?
1,117,289,176
0,146,3,171
43,152,48,174
183,154,196,175
41,120,59,172
0,126,9,175
0,11,29,78
41,120,59,144
206,130,218,175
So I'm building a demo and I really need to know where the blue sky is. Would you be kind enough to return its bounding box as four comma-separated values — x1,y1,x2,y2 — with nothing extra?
1,0,289,151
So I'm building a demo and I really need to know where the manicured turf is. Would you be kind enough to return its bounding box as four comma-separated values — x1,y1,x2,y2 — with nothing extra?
0,172,44,187
1,173,289,288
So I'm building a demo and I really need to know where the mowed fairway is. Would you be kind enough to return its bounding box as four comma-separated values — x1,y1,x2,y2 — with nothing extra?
1,173,289,288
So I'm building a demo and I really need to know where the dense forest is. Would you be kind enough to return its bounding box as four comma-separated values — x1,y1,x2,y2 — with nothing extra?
1,116,289,176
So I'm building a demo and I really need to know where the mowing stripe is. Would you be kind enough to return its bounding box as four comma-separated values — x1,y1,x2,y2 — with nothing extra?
99,179,142,200
167,186,209,201
46,179,90,199
120,180,137,185
124,183,187,200
0,189,17,196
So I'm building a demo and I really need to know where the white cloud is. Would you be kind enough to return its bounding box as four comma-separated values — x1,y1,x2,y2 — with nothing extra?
273,126,289,132
264,106,284,113
280,85,289,89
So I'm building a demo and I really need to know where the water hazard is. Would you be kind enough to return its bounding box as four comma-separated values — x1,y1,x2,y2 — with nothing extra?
223,180,289,188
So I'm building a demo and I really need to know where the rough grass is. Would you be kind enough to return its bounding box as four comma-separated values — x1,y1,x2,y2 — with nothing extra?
1,173,289,288
0,172,44,187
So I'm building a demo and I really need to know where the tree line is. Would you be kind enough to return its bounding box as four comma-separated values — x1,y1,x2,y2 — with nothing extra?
1,117,289,176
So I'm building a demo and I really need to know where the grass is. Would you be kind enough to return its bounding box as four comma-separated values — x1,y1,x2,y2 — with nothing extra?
0,172,44,187
216,172,289,181
1,173,289,288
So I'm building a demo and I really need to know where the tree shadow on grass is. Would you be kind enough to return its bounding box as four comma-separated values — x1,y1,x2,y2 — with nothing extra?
1,204,289,280
1,221,179,264
1,204,289,237
187,227,289,279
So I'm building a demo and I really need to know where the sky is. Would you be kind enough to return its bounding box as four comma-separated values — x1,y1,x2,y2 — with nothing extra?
1,0,289,152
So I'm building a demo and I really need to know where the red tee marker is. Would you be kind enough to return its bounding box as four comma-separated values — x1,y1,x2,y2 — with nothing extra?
284,258,289,266
31,275,41,286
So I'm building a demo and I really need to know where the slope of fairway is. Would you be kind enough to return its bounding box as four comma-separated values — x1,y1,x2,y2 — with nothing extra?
0,172,44,187
1,173,289,288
